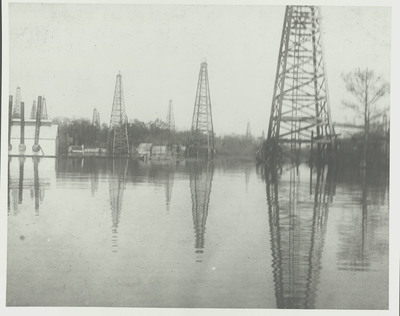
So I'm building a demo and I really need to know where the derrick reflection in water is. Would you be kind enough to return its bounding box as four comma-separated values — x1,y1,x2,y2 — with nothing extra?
165,165,175,214
265,165,335,309
90,159,100,197
7,157,48,216
187,161,214,262
108,159,129,253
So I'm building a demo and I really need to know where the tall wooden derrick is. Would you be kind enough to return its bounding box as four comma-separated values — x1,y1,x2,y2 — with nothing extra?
189,162,214,262
265,166,334,308
107,73,130,155
259,6,335,166
187,60,215,159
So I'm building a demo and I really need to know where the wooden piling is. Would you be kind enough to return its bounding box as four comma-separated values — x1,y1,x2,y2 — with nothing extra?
33,96,42,153
9,96,13,151
34,157,40,212
19,102,26,152
18,159,24,203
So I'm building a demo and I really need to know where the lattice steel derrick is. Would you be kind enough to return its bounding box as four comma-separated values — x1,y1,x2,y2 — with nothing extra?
30,100,37,119
267,6,334,147
189,162,214,261
188,61,215,158
12,87,22,118
41,97,48,119
107,73,129,155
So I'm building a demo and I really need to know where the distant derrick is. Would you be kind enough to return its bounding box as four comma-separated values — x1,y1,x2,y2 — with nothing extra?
92,108,100,128
166,100,175,133
30,100,37,119
41,97,48,120
29,97,48,120
107,73,130,155
246,122,252,141
12,87,22,119
166,100,175,145
187,60,215,159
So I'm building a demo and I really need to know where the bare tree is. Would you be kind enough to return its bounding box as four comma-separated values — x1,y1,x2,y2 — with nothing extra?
341,68,390,166
342,68,390,130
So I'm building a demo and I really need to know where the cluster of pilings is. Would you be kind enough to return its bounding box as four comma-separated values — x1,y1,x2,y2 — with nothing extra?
8,93,46,155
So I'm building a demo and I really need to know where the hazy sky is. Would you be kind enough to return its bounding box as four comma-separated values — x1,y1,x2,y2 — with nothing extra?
7,2,392,136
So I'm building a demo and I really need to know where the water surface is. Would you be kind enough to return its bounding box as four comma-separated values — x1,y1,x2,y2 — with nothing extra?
7,157,389,309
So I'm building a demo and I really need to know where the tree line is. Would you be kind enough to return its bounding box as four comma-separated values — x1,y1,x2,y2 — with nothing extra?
52,117,194,154
53,68,390,162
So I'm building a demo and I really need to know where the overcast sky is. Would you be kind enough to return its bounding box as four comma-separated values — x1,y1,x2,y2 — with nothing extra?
7,2,392,137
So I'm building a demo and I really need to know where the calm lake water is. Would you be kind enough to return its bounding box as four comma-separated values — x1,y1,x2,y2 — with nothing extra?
6,157,389,309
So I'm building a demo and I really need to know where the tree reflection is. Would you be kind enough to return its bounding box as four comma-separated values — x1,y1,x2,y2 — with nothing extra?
187,161,214,263
108,159,129,253
336,168,389,272
265,164,335,309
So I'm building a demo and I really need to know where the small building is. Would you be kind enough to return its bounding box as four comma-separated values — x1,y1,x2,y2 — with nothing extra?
9,119,59,156
152,145,177,160
137,143,153,158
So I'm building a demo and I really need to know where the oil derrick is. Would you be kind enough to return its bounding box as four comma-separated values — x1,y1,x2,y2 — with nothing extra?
166,100,175,145
265,166,334,308
108,159,128,253
12,87,22,118
187,60,215,159
166,100,175,133
260,6,335,166
246,122,252,141
188,162,214,262
92,108,101,128
41,97,48,119
107,73,129,155
30,100,37,119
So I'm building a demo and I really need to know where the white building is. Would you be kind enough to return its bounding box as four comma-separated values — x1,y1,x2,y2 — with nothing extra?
9,119,59,156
